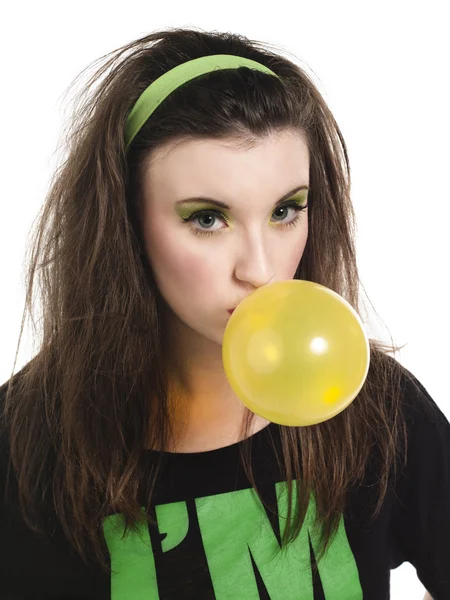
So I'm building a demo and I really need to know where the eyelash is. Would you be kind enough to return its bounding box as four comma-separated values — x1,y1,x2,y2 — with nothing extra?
181,200,309,238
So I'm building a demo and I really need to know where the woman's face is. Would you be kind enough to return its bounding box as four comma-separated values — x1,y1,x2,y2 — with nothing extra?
140,130,310,346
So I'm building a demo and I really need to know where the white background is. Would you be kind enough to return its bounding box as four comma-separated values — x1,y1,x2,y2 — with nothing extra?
0,1,448,598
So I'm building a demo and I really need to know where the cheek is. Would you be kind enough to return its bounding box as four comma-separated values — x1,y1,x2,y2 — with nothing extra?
143,220,215,294
281,225,309,277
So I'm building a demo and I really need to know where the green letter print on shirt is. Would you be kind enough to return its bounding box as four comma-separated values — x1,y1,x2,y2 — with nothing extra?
102,480,362,600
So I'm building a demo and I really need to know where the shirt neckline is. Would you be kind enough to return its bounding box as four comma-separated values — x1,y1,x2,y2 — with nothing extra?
142,421,278,460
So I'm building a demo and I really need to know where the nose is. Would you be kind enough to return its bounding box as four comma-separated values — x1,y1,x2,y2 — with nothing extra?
234,232,275,289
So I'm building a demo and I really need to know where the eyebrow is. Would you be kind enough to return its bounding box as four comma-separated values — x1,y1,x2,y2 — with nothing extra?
174,185,309,209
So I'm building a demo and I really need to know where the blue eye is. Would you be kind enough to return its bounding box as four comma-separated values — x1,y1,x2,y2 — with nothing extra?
181,201,308,238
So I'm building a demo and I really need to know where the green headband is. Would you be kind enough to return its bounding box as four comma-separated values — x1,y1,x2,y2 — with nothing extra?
124,54,280,150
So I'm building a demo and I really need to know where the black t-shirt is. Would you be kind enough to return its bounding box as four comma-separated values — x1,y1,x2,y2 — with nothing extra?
0,365,449,599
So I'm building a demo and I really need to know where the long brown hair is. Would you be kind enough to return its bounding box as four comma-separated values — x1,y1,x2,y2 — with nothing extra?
1,27,408,574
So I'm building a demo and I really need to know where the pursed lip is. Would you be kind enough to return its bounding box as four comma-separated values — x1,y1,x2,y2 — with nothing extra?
228,298,247,314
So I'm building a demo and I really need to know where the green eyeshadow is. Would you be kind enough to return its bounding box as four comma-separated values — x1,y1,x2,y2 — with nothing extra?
175,191,308,220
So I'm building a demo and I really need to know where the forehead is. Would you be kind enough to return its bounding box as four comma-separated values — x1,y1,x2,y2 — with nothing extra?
147,130,308,168
141,131,310,202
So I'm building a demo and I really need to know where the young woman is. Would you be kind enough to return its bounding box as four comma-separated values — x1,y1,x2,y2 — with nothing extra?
0,27,448,600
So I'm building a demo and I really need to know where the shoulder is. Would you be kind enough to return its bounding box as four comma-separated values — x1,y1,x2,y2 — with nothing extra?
395,362,450,460
0,365,31,501
377,355,449,449
388,364,450,596
397,362,446,422
390,363,448,507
